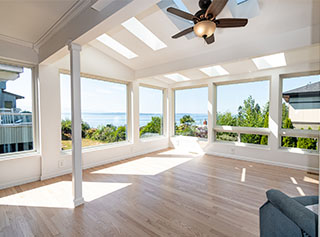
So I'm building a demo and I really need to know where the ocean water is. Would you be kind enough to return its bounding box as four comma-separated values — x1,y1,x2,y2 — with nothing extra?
61,113,208,128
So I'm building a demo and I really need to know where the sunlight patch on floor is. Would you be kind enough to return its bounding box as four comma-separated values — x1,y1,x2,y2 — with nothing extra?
290,177,298,185
241,168,246,182
296,186,306,196
303,176,319,184
92,157,193,175
0,181,131,208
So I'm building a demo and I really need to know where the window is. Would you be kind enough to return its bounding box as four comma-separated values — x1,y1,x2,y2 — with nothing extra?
139,86,163,138
175,87,208,139
60,74,127,150
0,64,34,154
215,80,270,145
281,74,319,151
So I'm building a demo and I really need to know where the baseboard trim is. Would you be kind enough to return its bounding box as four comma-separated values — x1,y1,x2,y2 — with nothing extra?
206,151,319,173
0,176,40,190
40,145,168,181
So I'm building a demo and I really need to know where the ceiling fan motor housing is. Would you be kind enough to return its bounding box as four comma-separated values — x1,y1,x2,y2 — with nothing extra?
199,0,212,10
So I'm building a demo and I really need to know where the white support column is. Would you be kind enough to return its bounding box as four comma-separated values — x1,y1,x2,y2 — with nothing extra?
208,82,214,143
68,43,84,207
162,88,168,137
131,81,140,144
269,74,281,151
168,88,175,138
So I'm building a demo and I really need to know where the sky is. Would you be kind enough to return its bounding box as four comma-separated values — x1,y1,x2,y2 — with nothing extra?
5,70,319,116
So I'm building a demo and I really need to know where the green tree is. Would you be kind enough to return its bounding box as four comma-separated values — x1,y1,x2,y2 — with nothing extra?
260,112,269,145
297,128,317,150
216,112,237,126
281,117,297,148
180,115,195,126
140,116,162,137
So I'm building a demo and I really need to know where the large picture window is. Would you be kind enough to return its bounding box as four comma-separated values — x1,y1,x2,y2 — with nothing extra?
139,86,163,138
215,80,270,145
281,74,319,151
60,74,127,150
175,87,208,139
0,64,33,154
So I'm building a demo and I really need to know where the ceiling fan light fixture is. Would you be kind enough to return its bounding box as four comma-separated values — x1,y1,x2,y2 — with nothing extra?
194,20,216,38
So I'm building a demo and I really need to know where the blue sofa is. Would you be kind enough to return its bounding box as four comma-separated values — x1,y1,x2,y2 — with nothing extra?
260,189,318,237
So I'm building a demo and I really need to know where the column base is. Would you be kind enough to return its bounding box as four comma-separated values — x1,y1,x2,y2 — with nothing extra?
73,197,85,207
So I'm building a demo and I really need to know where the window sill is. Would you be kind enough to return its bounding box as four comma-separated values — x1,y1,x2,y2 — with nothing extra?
213,140,271,150
278,147,319,156
0,150,40,162
60,140,132,155
140,135,167,142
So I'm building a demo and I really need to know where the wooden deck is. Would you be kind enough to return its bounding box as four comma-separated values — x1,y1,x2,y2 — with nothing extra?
0,149,318,236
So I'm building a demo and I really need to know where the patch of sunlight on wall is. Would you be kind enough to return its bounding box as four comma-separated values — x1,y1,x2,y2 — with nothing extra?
241,168,246,182
91,157,193,175
303,176,319,184
0,181,131,208
296,186,306,196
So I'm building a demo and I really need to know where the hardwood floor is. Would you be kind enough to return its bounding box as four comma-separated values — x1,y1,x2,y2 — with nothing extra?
0,149,318,237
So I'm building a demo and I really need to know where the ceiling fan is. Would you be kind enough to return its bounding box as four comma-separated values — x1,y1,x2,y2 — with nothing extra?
167,0,248,44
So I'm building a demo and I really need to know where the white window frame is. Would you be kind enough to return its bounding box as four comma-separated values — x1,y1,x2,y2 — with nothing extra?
213,77,271,146
0,60,39,158
173,85,209,139
279,71,320,153
59,70,130,152
139,83,166,140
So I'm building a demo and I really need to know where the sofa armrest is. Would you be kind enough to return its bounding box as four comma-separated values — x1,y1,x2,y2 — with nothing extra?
266,189,318,237
292,196,318,206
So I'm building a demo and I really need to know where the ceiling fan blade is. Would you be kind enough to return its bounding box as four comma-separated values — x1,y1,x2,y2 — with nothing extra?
172,27,194,39
167,7,197,21
204,34,215,44
205,0,228,18
215,18,248,27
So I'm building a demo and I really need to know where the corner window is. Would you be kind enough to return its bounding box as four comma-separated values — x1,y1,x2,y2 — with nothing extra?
281,74,319,151
215,80,270,145
60,74,127,150
139,86,163,138
175,87,208,139
0,64,34,154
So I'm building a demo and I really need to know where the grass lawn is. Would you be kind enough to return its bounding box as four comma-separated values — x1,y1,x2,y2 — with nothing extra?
61,138,106,150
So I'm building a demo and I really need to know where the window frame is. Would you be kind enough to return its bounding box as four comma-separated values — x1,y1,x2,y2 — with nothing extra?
173,85,209,139
59,70,130,151
139,84,165,140
279,71,320,152
213,77,271,146
0,60,39,158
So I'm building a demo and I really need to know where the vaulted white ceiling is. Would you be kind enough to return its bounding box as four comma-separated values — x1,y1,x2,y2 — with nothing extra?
0,0,80,45
87,0,320,79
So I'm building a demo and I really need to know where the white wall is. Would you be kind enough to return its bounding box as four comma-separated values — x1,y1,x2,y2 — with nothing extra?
170,62,320,172
0,45,169,189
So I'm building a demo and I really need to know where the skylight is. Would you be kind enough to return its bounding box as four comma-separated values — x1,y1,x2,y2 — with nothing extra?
96,34,138,59
252,53,287,70
173,0,190,13
200,65,229,77
121,17,167,51
164,73,190,82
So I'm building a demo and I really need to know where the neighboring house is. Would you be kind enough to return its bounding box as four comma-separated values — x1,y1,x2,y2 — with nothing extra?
0,81,24,109
282,81,320,129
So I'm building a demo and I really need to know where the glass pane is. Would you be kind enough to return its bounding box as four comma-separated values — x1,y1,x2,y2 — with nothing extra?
0,65,33,154
216,132,238,142
281,136,318,151
217,80,270,128
175,87,208,139
282,75,320,130
60,74,127,150
139,86,163,138
240,134,268,145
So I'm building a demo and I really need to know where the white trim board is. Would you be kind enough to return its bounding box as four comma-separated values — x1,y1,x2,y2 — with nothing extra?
206,151,319,173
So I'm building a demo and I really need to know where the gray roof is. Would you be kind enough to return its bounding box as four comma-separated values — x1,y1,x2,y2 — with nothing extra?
283,81,320,96
2,90,24,99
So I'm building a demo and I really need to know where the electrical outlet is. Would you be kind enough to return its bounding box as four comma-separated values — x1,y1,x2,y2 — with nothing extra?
231,147,235,154
58,159,65,168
